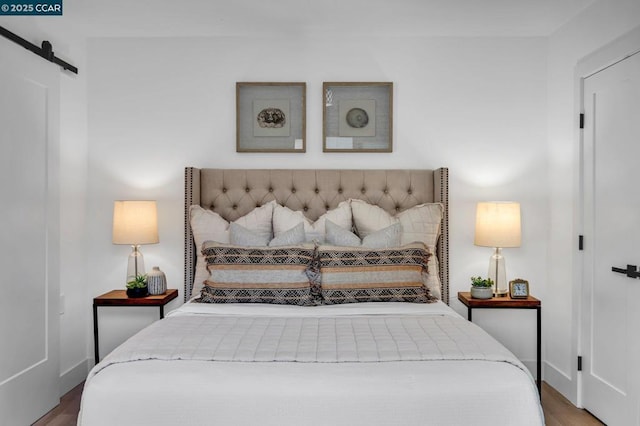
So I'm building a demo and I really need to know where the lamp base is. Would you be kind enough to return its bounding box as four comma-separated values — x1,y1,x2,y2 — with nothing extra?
126,245,146,284
488,247,509,297
494,289,509,298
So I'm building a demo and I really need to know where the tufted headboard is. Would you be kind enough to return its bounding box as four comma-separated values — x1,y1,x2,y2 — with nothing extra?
184,168,449,303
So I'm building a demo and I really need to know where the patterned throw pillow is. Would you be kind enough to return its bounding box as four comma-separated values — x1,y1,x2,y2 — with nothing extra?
190,202,275,297
316,243,435,305
201,242,319,306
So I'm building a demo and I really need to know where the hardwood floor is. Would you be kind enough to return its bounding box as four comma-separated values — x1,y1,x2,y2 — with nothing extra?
541,382,605,426
33,381,602,425
32,382,83,426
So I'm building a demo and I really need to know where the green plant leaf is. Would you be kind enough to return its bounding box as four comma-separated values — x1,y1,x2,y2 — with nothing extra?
470,276,494,288
126,274,148,289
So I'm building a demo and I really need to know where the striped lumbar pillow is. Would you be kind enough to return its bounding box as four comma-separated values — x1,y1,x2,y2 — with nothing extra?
201,242,319,306
317,242,435,305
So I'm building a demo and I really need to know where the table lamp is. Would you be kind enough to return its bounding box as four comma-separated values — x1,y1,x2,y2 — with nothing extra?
474,201,521,297
112,200,159,284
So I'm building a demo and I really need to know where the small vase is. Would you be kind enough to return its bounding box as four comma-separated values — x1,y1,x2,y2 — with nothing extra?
147,266,167,295
470,286,493,299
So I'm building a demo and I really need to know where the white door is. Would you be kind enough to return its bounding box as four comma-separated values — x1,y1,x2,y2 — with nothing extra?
582,50,640,425
0,37,60,425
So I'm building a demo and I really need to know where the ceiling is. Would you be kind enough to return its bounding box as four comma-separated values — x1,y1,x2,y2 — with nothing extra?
71,0,597,37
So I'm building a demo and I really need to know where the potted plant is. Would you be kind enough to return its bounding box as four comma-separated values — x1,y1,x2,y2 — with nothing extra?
470,276,494,299
126,274,148,298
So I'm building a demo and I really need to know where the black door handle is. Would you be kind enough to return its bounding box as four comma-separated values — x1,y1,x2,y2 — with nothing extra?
611,264,640,278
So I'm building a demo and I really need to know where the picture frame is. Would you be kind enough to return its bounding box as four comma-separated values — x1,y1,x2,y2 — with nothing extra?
509,279,530,299
323,82,393,152
236,82,306,153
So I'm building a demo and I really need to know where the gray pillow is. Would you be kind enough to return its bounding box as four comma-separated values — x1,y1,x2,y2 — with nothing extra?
229,222,270,246
362,222,401,248
325,220,361,246
269,222,305,247
325,220,402,249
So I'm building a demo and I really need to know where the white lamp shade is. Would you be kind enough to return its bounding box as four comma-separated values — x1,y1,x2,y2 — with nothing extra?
474,201,521,248
112,200,159,245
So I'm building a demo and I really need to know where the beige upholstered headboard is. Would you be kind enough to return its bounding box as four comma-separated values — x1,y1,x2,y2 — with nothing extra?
184,168,449,303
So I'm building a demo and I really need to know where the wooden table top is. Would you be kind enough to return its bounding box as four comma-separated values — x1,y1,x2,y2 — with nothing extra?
94,288,178,306
457,291,540,308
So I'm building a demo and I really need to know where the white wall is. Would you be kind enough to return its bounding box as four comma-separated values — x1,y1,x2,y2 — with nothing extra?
58,42,89,394
545,0,640,405
86,35,548,370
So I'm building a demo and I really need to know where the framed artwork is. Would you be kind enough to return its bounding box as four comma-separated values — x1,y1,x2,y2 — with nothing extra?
323,82,393,152
236,82,306,152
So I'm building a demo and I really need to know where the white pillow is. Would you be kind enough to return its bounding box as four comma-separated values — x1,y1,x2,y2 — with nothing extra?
189,201,275,296
325,220,401,249
272,200,352,243
350,199,444,299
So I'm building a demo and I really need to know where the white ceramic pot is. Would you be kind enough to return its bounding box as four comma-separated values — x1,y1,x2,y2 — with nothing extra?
470,286,493,299
147,266,167,295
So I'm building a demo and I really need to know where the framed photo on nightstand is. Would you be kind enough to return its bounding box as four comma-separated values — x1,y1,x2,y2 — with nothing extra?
509,279,530,298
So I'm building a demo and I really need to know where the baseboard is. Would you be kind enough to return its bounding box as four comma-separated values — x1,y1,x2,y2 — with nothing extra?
59,358,89,397
544,360,577,406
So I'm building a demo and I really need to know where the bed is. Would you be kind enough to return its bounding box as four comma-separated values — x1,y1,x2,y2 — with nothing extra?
78,168,544,426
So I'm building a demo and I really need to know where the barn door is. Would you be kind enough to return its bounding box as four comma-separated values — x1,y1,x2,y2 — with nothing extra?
0,37,60,425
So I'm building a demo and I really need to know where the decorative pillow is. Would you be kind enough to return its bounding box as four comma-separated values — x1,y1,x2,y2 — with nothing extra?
350,199,443,300
325,220,401,249
424,261,441,300
316,243,435,305
269,223,305,247
190,201,275,297
229,222,271,247
325,220,361,246
229,222,305,247
201,242,318,306
351,199,443,245
272,201,352,243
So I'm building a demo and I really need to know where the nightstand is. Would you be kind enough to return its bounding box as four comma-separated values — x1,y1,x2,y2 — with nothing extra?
457,291,541,396
93,289,178,364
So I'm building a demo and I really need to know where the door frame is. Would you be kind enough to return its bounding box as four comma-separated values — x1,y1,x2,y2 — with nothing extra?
575,25,640,408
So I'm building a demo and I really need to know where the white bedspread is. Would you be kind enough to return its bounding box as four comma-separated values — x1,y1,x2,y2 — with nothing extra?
79,302,544,426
